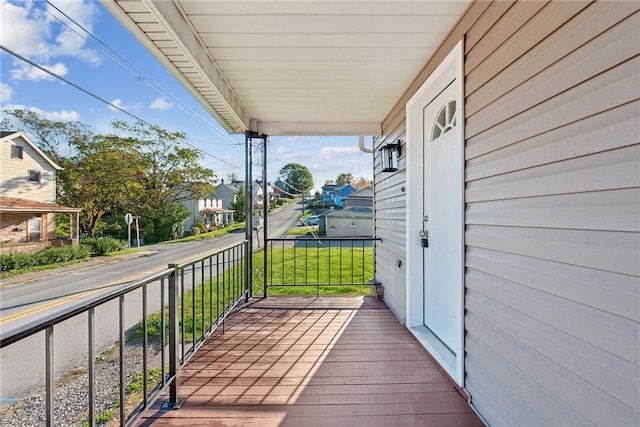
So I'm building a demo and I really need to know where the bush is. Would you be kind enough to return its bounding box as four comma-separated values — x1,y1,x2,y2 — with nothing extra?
0,245,93,273
36,245,92,264
81,237,127,255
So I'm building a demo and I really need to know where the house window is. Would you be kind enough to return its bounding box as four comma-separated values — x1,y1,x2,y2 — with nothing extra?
431,100,456,141
29,170,41,183
11,145,23,159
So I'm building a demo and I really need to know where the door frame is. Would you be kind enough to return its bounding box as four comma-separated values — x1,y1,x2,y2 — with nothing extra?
405,40,465,385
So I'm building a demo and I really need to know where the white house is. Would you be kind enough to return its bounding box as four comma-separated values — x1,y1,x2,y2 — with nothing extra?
182,193,234,232
104,2,639,425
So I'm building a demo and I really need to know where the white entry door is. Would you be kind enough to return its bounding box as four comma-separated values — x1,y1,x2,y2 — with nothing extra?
422,80,463,355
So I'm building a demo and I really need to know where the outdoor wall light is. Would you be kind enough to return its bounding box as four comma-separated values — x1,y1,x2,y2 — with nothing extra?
380,140,402,172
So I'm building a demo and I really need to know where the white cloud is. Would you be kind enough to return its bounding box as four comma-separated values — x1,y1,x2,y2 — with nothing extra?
1,0,101,82
275,145,309,160
150,97,174,111
3,103,82,122
10,62,68,81
108,99,127,112
316,146,361,160
1,0,52,59
0,82,14,102
48,0,102,65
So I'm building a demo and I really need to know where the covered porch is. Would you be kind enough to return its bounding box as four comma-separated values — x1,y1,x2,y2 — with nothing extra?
139,296,483,426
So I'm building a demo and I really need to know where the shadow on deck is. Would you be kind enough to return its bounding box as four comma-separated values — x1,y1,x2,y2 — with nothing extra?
139,296,484,426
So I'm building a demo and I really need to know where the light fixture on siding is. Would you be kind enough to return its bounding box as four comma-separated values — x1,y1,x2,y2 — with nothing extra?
380,140,402,172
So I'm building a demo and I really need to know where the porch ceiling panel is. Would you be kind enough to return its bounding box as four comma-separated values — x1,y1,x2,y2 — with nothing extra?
102,0,471,136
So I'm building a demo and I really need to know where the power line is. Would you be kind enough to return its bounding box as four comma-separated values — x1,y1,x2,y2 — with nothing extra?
0,45,241,170
39,0,242,152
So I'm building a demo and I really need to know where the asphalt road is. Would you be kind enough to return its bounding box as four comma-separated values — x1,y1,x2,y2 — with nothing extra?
0,200,303,406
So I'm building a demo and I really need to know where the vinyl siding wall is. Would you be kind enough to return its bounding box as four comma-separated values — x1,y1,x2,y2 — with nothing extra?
0,138,57,203
375,1,640,425
373,128,407,321
464,1,639,425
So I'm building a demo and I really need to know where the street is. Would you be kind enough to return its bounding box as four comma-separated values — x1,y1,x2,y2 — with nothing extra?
0,200,303,406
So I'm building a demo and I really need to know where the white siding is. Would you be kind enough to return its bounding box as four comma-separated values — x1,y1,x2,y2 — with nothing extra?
375,1,640,425
0,136,57,203
463,1,639,425
373,129,407,322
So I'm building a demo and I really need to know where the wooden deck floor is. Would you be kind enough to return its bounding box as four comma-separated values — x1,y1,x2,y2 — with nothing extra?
138,296,484,426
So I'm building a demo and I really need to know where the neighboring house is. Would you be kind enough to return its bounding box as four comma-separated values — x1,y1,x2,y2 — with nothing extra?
272,178,286,196
215,179,264,212
334,184,356,207
0,132,80,251
182,193,234,232
252,180,265,208
321,184,338,204
323,206,373,238
342,186,373,209
215,180,240,210
105,2,640,425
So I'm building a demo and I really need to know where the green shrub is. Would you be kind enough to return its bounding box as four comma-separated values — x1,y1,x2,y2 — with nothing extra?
35,245,92,265
80,237,126,255
0,252,32,271
0,245,92,273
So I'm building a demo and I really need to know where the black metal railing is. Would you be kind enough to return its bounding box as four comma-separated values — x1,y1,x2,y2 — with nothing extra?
260,237,380,297
0,241,248,427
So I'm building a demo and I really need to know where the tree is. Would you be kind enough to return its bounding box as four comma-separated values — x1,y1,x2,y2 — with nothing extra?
110,120,216,242
230,184,246,222
335,173,354,187
3,109,93,165
354,177,372,190
279,163,313,195
58,134,142,236
6,110,217,242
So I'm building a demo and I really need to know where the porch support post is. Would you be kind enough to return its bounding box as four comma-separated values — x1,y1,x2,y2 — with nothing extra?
245,131,269,300
262,135,269,299
245,131,253,298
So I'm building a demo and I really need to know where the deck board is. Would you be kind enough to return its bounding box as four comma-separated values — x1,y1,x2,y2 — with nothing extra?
138,296,484,426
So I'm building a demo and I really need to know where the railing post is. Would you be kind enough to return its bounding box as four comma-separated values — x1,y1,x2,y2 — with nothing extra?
88,308,95,427
45,326,54,427
263,239,268,299
165,263,184,409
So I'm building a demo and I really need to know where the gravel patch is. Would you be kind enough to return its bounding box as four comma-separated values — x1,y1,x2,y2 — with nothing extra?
0,342,163,427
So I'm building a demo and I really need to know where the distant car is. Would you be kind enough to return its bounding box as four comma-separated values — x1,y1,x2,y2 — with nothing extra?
302,215,319,226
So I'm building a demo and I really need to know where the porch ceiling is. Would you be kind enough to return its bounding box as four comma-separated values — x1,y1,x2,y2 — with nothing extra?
101,0,471,136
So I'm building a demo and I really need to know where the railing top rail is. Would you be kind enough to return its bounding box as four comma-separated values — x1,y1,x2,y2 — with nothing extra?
266,237,381,242
175,240,248,269
0,240,249,348
0,267,173,348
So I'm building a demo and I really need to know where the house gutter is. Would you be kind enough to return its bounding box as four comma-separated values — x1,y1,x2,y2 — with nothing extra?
359,136,373,153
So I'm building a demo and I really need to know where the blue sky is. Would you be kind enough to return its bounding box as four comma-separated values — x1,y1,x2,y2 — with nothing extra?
0,0,373,193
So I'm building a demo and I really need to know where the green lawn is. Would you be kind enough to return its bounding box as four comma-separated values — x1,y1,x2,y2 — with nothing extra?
129,246,371,341
253,246,373,296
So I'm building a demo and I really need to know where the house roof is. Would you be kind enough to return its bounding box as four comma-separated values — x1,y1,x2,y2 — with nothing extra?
344,186,373,199
0,131,63,171
0,197,81,213
324,206,373,218
216,183,240,194
101,1,472,136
